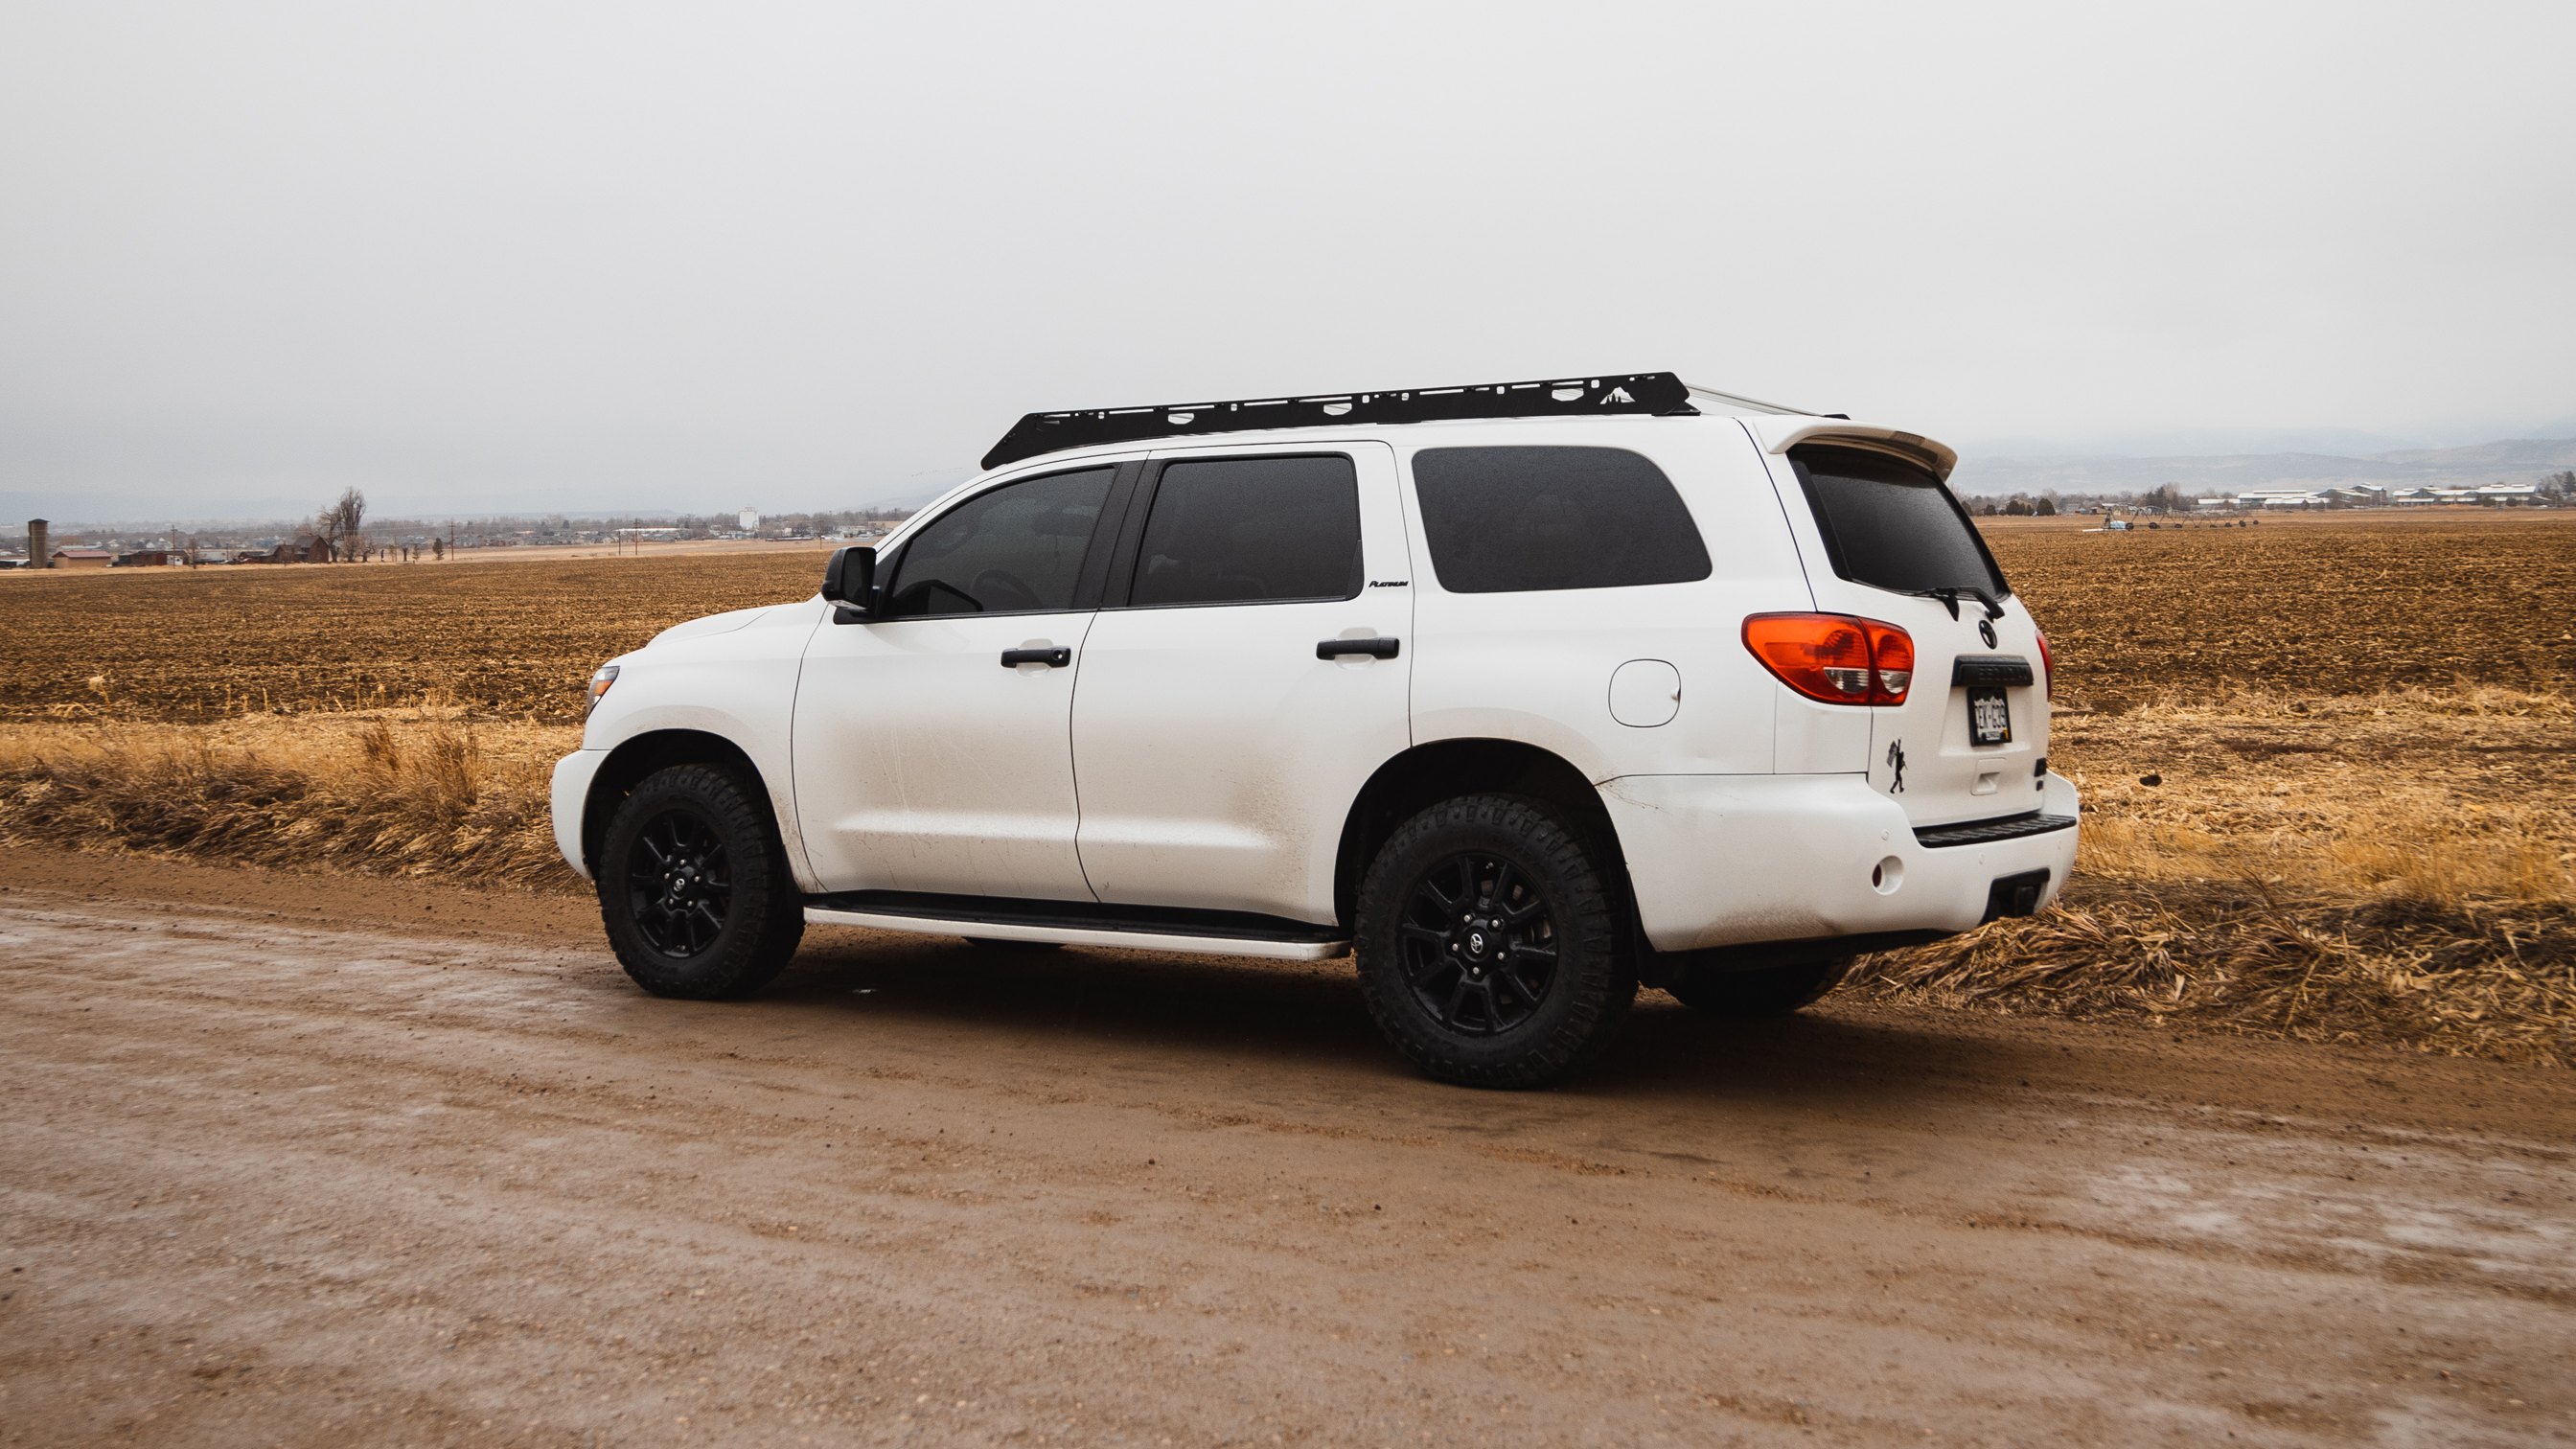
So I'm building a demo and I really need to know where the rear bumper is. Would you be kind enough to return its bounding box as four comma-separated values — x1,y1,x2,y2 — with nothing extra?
549,748,610,883
1601,771,2081,954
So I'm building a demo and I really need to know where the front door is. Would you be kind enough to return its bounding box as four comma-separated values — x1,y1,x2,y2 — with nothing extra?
1070,444,1414,924
792,463,1128,900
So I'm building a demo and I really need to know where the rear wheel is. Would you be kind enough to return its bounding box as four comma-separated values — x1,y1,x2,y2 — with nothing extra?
1666,958,1852,1017
1355,794,1634,1089
598,764,804,1000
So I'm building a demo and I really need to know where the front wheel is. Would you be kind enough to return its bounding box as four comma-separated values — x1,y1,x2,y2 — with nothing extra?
598,764,805,1000
1354,795,1635,1089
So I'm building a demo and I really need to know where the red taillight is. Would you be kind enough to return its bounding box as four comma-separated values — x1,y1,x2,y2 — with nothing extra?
1742,613,1914,706
1866,622,1913,701
2034,628,2054,701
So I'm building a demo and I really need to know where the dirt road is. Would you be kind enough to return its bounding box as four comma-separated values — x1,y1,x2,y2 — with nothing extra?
4,849,2571,1448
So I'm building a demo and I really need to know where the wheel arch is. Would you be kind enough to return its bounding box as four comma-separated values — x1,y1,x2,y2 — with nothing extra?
582,728,770,877
1331,738,1627,929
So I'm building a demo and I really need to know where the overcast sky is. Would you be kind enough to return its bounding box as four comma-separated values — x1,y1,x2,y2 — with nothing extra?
5,0,2571,521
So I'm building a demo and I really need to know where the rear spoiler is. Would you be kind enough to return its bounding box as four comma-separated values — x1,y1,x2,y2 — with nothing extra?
1745,420,1959,482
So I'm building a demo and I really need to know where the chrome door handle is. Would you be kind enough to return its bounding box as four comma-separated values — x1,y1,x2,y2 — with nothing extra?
1000,647,1071,668
1317,637,1400,660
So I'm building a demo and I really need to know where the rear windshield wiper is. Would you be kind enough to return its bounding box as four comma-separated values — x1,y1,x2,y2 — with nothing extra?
1911,586,2006,621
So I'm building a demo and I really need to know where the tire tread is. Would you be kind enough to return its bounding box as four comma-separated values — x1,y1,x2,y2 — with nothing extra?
1354,794,1634,1089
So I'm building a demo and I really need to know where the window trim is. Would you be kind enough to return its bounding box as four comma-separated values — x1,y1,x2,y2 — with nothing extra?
1103,450,1367,611
875,461,1138,621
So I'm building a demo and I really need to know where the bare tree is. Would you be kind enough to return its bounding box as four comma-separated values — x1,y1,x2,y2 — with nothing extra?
319,487,367,562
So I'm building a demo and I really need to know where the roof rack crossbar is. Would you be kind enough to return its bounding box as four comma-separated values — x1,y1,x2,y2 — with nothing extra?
979,371,1697,470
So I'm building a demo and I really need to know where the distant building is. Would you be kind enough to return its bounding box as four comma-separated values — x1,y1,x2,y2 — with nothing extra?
51,546,114,569
740,508,761,533
114,549,181,567
244,535,333,564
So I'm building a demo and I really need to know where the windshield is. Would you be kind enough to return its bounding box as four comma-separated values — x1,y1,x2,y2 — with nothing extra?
1787,444,2009,599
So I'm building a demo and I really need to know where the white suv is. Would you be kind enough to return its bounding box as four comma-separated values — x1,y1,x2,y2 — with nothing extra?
551,373,2078,1087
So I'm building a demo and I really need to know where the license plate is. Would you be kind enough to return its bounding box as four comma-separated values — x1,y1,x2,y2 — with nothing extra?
1968,686,2012,747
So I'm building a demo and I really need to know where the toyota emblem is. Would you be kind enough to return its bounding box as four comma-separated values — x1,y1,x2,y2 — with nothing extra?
1977,619,1999,648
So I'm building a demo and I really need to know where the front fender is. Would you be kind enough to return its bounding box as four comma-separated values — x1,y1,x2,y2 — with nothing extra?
577,599,827,888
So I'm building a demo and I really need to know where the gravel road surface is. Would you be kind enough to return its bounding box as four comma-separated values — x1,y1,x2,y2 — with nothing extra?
3,849,2570,1448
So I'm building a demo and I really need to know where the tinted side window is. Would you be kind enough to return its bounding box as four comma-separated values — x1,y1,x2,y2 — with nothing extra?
1411,447,1712,593
886,467,1116,615
1128,455,1362,607
1788,445,2008,598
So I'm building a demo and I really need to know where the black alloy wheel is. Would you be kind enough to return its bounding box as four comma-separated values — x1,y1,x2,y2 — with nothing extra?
1355,794,1635,1089
626,808,733,958
1395,852,1560,1035
598,764,804,1000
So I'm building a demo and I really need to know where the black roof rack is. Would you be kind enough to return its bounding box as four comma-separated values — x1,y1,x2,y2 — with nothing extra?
980,371,1696,470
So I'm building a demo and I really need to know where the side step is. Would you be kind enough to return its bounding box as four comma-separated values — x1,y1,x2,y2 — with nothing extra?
802,890,1352,962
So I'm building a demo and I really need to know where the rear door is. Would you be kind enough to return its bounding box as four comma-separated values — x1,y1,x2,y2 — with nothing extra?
1069,444,1413,923
1775,442,2051,823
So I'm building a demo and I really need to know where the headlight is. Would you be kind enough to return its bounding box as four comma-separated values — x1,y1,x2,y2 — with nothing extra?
586,663,620,715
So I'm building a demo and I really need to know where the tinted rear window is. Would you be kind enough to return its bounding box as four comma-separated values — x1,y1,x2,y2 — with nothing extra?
1788,444,2008,598
1129,454,1363,607
1411,446,1711,593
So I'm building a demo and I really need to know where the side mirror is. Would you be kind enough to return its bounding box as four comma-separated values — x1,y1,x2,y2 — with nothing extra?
821,545,876,619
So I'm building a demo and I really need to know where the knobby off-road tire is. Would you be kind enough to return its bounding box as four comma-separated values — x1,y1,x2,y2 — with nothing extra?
1355,794,1636,1089
599,764,805,1000
1666,957,1852,1017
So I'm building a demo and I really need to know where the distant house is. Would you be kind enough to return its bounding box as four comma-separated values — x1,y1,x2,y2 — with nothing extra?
114,549,181,567
51,546,115,569
245,535,333,564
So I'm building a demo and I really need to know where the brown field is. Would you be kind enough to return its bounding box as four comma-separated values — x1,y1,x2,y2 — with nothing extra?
3,510,2569,724
1978,510,2576,705
0,549,836,724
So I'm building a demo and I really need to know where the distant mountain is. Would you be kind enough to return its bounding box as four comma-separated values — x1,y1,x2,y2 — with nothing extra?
1960,426,2440,458
1951,437,2576,499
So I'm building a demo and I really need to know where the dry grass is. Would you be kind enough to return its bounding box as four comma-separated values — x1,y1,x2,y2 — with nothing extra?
1846,683,2576,1066
2057,682,2576,904
1846,895,2576,1068
0,709,582,894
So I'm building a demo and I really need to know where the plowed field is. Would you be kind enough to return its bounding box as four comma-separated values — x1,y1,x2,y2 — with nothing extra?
2,514,2569,724
1976,512,2576,709
0,548,833,723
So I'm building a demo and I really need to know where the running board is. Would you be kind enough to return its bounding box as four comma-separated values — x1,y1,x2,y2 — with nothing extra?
802,890,1352,962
